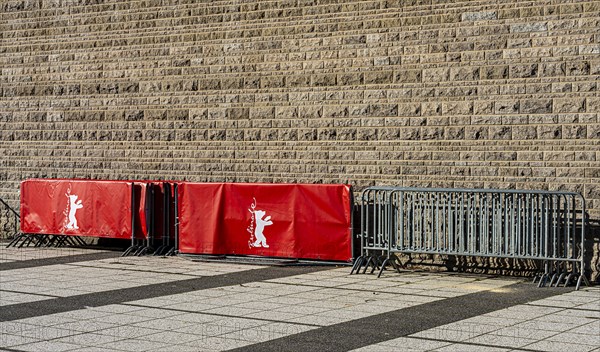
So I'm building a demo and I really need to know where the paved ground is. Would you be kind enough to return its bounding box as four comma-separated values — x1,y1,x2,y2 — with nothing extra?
0,245,598,352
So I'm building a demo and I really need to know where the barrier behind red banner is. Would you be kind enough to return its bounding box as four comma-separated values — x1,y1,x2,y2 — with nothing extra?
178,183,352,261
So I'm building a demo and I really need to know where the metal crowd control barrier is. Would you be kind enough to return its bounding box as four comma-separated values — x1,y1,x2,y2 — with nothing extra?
123,182,177,257
3,197,89,248
1,197,20,241
351,187,590,290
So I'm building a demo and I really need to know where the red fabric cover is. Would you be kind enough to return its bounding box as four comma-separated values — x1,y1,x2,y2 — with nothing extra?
21,179,134,239
178,183,352,261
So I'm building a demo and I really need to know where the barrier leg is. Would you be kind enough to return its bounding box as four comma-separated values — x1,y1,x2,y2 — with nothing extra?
563,272,574,287
537,261,550,288
350,256,364,274
555,268,567,287
549,261,558,287
575,262,590,291
370,256,384,274
377,258,389,278
362,256,374,274
19,234,34,248
6,234,23,248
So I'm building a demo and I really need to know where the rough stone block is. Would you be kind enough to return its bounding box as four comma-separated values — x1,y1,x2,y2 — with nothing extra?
494,100,519,114
311,74,337,87
540,62,566,77
520,99,552,114
364,71,394,85
442,102,473,115
450,67,479,81
397,103,420,117
566,61,590,75
511,22,548,33
461,11,497,21
480,65,508,80
553,99,586,113
250,107,275,119
369,104,399,117
423,67,450,82
510,64,538,78
394,69,422,83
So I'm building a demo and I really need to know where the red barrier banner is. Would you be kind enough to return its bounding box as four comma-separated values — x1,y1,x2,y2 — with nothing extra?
178,183,352,261
21,179,134,239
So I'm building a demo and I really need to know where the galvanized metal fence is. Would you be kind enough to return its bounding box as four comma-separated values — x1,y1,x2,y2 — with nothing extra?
351,187,590,290
0,197,20,241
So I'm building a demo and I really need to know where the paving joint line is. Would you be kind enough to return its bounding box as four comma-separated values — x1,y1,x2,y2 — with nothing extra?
264,278,527,300
0,289,61,299
0,251,121,271
65,262,209,278
401,336,545,352
121,302,324,328
525,302,600,313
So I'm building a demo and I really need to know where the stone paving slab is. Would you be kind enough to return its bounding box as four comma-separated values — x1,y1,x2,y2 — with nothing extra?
1,248,598,352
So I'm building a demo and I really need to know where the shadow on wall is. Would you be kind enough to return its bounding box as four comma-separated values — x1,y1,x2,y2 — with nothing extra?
585,219,600,284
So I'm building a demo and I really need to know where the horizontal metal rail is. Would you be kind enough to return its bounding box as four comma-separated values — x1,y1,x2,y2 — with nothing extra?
351,187,589,290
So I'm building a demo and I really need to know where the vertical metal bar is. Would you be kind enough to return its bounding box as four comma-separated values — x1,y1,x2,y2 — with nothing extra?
130,182,136,248
362,189,369,254
579,194,586,285
452,192,456,253
435,193,440,253
552,195,557,259
410,192,415,251
517,193,521,257
459,192,464,254
399,191,405,251
174,183,179,252
163,183,170,248
571,195,576,260
148,183,155,249
562,195,568,261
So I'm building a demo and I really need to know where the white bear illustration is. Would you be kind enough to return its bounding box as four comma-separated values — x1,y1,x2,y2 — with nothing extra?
252,210,273,248
65,194,83,230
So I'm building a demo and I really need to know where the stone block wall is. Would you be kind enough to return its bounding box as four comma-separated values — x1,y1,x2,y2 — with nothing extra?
1,0,599,275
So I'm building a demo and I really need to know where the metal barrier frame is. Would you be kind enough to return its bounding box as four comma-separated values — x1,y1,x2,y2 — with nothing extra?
1,197,20,244
352,186,590,290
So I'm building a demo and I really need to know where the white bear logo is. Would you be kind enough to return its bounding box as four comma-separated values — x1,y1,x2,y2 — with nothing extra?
251,210,273,248
247,198,274,248
65,194,83,230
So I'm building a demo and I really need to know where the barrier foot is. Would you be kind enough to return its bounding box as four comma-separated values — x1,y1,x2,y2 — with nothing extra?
377,259,387,278
563,273,574,287
134,246,153,256
19,234,35,248
362,256,375,274
153,246,167,256
537,274,549,288
549,272,558,287
5,234,24,248
575,274,590,291
392,256,403,273
73,236,88,246
122,245,139,257
164,248,176,256
370,256,384,274
554,272,567,287
377,257,400,278
350,256,364,274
